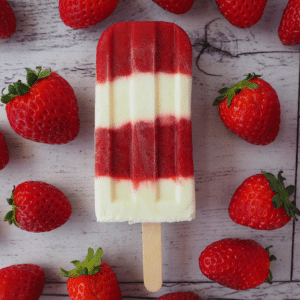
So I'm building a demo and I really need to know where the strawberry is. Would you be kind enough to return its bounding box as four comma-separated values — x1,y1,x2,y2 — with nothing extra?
60,247,122,300
157,292,201,300
0,0,16,39
0,130,9,170
59,0,119,29
229,171,299,230
199,238,276,290
4,181,72,232
278,0,300,46
213,73,280,145
0,264,45,300
214,0,268,28
1,67,80,144
152,0,194,14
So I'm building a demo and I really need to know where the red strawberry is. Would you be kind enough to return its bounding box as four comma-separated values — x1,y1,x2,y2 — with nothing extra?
60,247,122,300
4,181,72,232
213,73,280,145
0,130,9,170
0,0,16,39
0,264,45,300
152,0,194,14
278,0,300,46
1,67,80,144
229,171,299,230
215,0,268,28
59,0,119,29
199,238,276,290
157,292,201,300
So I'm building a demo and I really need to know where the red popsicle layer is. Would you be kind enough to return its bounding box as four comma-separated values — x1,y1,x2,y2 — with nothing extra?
96,21,192,83
95,116,193,188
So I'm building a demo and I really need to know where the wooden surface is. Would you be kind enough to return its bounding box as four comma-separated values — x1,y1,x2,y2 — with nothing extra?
0,0,299,299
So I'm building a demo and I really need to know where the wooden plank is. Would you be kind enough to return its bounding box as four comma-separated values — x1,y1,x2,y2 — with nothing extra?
40,281,300,299
0,0,299,299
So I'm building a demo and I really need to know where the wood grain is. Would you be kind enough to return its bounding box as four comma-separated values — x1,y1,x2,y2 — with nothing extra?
0,0,299,299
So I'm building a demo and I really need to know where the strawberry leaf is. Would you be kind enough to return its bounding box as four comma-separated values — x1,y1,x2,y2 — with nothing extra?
36,66,42,74
71,260,80,267
288,202,300,221
1,93,15,104
91,265,101,275
86,247,94,260
284,202,292,218
1,87,15,104
262,170,299,221
271,194,282,209
60,268,69,277
4,187,19,227
286,185,295,196
26,68,38,86
1,67,52,104
226,93,235,107
218,87,229,94
234,88,242,95
8,84,18,95
6,198,13,205
265,245,276,284
266,272,273,284
60,247,103,278
26,67,51,86
38,69,51,80
262,171,280,193
277,170,286,183
13,80,30,96
244,73,252,80
213,94,226,106
244,82,259,89
4,211,14,224
213,73,262,107
93,247,103,262
4,210,18,226
244,73,262,81
79,267,88,275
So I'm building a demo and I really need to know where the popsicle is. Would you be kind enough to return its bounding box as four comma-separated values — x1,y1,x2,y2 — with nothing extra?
95,21,195,291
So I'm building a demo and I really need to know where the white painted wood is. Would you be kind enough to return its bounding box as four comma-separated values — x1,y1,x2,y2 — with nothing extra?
0,0,299,299
41,282,300,299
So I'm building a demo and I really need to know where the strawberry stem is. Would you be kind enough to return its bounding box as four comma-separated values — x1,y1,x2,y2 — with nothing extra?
1,67,51,104
262,171,299,221
60,247,103,278
213,73,262,107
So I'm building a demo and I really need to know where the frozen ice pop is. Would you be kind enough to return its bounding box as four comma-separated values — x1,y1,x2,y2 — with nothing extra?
95,21,195,291
95,21,195,223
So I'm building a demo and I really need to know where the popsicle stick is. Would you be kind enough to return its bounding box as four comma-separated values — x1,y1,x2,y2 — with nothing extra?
142,223,162,292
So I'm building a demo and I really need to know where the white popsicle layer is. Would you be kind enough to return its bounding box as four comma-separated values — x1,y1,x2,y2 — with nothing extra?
95,73,192,128
95,178,195,223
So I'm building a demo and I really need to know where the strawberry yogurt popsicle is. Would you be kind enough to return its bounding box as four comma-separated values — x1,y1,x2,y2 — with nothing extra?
95,21,195,291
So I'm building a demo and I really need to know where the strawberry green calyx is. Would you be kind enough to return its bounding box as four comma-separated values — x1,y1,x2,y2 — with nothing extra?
60,247,103,278
4,187,19,227
1,67,51,104
213,73,262,107
265,245,277,284
262,170,299,220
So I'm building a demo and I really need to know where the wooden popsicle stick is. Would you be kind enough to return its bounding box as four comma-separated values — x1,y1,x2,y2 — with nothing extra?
142,222,162,292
